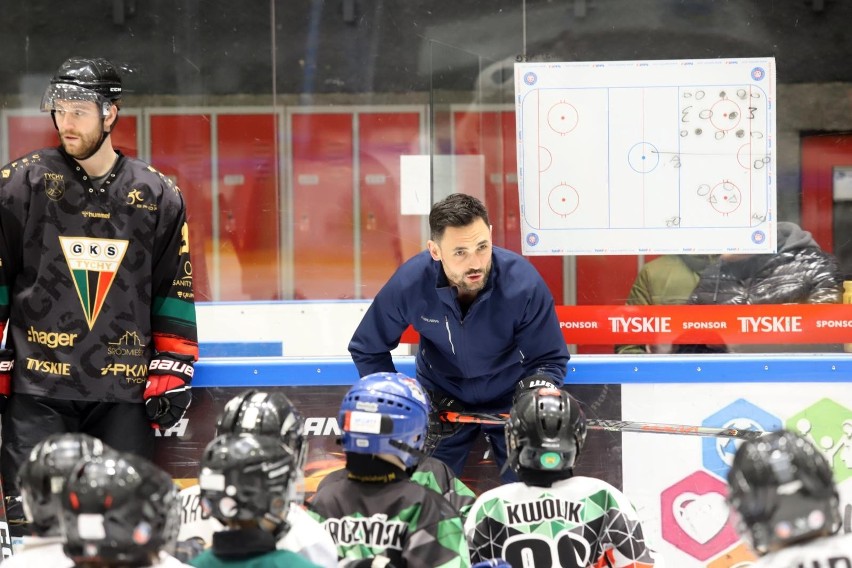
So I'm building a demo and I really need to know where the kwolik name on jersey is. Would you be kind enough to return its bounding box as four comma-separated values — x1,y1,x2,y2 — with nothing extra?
59,237,129,329
505,497,583,524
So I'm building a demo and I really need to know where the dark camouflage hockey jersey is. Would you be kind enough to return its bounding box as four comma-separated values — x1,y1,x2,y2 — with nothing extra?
0,147,198,403
316,456,477,520
465,476,657,568
308,472,471,568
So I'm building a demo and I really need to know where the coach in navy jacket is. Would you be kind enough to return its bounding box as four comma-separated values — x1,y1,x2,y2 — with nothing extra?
349,193,569,482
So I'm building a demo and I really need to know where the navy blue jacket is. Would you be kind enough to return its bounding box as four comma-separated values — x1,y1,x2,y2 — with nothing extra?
349,247,569,411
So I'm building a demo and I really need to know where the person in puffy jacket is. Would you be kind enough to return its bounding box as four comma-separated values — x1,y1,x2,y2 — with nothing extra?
677,221,842,353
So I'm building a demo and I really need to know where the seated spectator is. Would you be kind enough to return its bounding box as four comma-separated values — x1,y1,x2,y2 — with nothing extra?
465,387,658,567
617,254,716,354
677,221,842,353
727,430,849,565
308,372,470,568
190,432,321,567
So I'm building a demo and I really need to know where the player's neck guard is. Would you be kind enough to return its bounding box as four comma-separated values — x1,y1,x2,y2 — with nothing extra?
517,468,574,488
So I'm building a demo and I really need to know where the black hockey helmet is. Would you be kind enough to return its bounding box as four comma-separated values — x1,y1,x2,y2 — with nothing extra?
199,433,297,530
41,57,122,116
216,389,307,470
727,430,840,554
60,452,181,565
505,387,587,473
17,433,112,536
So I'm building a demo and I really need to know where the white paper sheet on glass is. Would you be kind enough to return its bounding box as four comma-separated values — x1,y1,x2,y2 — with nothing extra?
514,57,777,256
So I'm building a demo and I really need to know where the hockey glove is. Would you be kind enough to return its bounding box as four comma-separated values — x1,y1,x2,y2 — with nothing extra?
0,348,13,415
424,390,464,455
144,352,194,430
513,373,559,403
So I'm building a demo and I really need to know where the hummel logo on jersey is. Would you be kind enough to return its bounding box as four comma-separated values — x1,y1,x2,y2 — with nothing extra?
59,237,129,329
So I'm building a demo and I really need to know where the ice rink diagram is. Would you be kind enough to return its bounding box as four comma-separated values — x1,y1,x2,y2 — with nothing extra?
515,58,776,255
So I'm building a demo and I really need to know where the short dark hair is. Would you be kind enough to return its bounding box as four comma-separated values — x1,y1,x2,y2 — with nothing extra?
429,193,490,241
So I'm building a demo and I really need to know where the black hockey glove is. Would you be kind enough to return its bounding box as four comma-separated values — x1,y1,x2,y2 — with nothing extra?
513,374,559,403
143,352,194,430
0,349,13,415
424,390,464,455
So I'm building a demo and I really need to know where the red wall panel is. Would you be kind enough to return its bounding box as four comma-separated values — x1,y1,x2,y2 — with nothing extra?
800,134,852,253
291,113,355,299
358,112,421,298
217,114,281,300
149,114,213,301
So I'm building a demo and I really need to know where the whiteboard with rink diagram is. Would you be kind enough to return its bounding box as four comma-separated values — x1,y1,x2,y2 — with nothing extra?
514,57,776,256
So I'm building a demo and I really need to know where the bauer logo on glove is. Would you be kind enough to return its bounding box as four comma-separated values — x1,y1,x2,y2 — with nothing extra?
144,352,194,430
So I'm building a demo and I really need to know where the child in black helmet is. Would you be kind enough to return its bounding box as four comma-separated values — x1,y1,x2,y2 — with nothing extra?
465,388,658,567
190,432,321,568
727,430,849,566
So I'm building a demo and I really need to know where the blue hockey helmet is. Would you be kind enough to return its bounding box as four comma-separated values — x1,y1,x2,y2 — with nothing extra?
339,372,430,468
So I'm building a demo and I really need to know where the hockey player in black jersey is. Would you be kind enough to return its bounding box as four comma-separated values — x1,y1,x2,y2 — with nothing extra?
465,387,657,568
727,429,851,567
308,372,470,568
0,56,198,533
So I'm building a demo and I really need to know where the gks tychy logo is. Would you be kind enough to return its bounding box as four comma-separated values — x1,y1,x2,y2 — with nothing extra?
59,237,129,329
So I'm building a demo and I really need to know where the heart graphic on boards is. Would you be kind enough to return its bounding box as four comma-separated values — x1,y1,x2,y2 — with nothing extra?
672,491,730,544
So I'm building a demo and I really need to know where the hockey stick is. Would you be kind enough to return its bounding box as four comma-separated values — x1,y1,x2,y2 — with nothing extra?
439,411,765,440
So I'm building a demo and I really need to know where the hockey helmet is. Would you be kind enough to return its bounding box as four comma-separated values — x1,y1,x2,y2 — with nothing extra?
727,429,840,554
41,57,122,116
60,452,181,564
199,433,296,528
18,433,111,536
217,389,307,470
505,387,587,473
339,372,430,468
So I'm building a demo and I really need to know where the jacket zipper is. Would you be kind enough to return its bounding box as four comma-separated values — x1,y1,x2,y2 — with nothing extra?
445,316,456,355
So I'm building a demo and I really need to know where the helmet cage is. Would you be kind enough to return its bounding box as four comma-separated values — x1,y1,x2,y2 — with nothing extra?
18,433,108,535
61,454,181,564
505,388,587,474
339,372,429,469
199,433,295,526
217,390,308,472
727,431,841,553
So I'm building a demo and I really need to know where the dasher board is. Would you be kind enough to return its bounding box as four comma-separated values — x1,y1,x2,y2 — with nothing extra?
514,57,776,256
